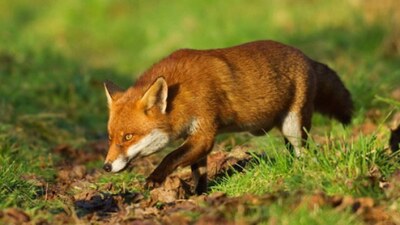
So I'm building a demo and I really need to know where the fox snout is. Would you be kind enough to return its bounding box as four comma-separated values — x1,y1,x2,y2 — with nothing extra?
103,129,171,173
103,143,129,173
103,155,129,173
103,163,112,172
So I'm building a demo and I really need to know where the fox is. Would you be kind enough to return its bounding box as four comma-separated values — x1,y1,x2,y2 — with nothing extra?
102,40,353,194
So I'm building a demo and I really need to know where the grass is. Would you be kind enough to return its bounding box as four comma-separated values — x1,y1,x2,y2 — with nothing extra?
249,202,363,225
212,127,399,197
0,0,400,224
0,161,37,208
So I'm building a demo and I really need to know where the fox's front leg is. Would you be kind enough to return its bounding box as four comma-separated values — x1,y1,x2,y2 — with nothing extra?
191,157,209,194
145,131,215,191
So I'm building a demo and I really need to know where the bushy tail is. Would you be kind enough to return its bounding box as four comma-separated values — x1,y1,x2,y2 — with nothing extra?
312,61,353,125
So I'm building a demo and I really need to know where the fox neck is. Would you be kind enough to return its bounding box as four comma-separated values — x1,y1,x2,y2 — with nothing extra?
167,116,200,140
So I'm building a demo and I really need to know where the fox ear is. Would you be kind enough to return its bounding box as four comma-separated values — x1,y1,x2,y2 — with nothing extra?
104,80,123,106
140,77,168,114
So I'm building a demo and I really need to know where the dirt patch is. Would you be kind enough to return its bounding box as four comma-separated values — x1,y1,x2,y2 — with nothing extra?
52,141,107,167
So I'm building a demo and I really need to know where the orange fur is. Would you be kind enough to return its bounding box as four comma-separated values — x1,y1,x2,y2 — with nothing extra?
103,40,353,194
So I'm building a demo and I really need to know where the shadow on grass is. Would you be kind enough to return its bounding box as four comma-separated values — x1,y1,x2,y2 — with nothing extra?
208,152,277,190
74,191,139,218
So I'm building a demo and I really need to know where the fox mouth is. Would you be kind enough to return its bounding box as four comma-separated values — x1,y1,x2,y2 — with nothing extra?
105,156,129,173
105,153,143,173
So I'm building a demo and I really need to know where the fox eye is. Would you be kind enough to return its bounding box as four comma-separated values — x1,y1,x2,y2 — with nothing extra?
123,134,133,141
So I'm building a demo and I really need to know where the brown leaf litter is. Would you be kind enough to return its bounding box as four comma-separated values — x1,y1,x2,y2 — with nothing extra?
149,146,254,204
2,142,400,224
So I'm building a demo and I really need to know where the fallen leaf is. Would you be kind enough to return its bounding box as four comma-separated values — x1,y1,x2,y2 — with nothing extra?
53,212,76,225
72,165,87,179
150,176,192,203
4,208,30,223
73,190,98,202
354,121,377,135
205,192,228,205
362,207,390,224
162,199,200,218
208,146,253,179
53,142,105,167
161,212,191,225
132,207,159,220
124,219,160,225
366,109,382,122
304,193,327,209
391,88,400,101
20,173,46,186
57,168,71,181
195,215,233,225
102,182,113,191
383,170,400,198
353,197,375,214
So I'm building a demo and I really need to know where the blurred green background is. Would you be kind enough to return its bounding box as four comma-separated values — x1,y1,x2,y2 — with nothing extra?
1,0,399,139
0,0,400,214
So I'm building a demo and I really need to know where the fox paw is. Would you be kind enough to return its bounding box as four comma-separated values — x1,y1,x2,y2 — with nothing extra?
144,178,162,189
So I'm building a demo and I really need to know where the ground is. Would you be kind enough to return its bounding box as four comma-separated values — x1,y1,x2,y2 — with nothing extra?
1,0,400,224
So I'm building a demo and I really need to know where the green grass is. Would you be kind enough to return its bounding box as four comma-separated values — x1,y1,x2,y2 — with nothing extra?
0,123,55,208
0,161,37,208
97,171,145,192
212,126,399,197
0,0,399,223
246,202,363,225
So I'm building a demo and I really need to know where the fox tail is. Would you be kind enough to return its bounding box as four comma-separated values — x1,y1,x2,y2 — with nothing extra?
313,61,353,125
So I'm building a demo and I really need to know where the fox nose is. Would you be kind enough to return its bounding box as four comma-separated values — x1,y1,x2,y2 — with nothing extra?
103,163,112,172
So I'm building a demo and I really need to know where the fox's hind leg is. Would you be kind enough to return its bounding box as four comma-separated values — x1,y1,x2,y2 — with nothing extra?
280,69,315,157
280,110,312,157
281,112,303,156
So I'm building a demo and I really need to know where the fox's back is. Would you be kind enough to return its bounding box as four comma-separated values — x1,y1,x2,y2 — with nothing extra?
209,41,313,129
135,40,315,133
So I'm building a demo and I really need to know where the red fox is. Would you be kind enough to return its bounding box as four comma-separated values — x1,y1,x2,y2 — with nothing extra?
103,40,353,194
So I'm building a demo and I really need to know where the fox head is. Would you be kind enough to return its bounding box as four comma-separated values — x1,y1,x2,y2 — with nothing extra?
103,77,171,173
